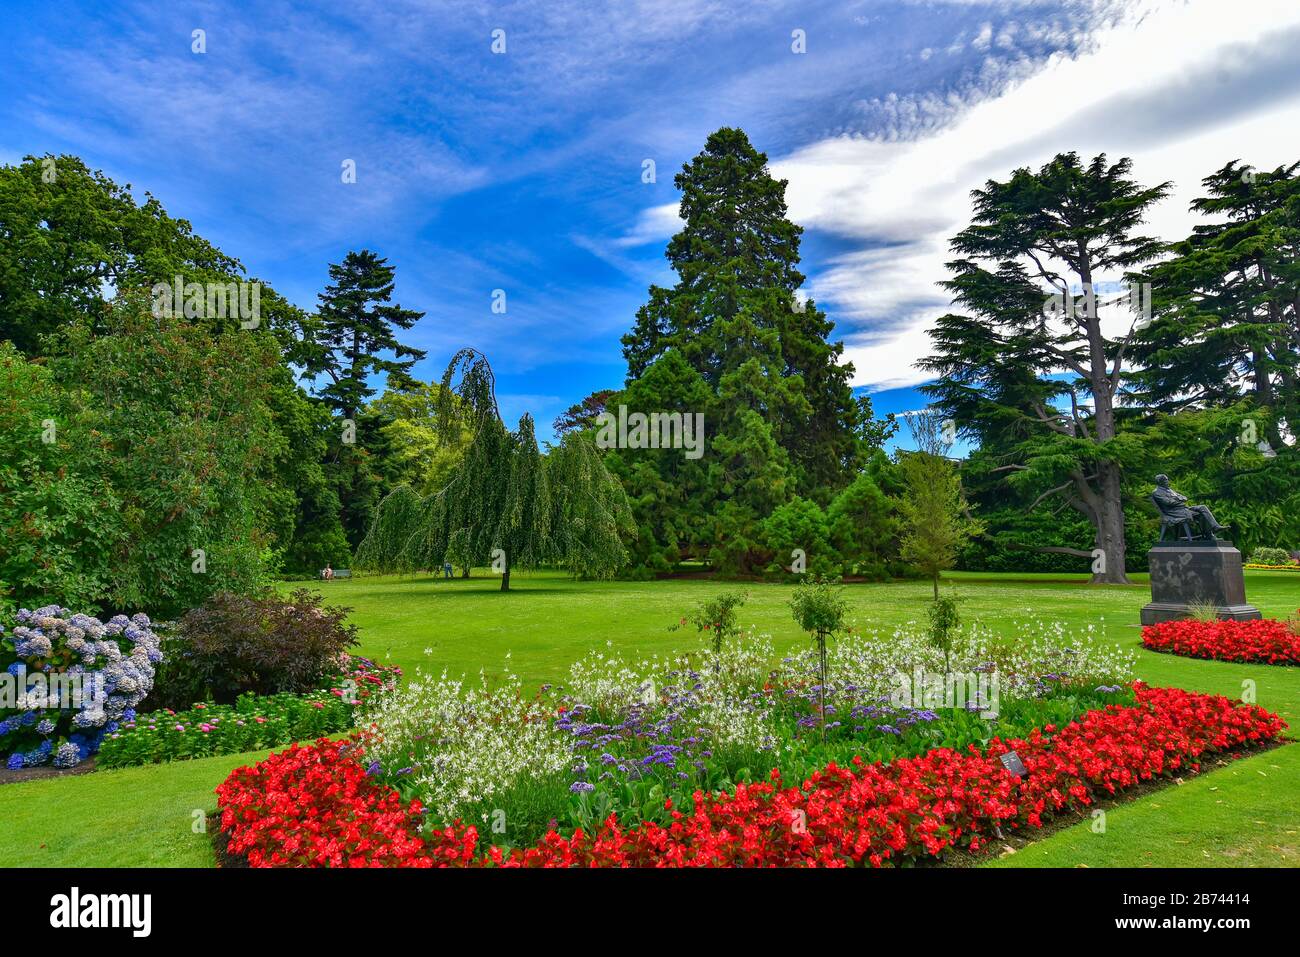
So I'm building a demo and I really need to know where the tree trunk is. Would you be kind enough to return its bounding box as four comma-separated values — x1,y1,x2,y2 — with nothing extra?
1092,462,1131,584
461,566,470,578
500,561,510,591
1079,258,1130,585
932,574,939,601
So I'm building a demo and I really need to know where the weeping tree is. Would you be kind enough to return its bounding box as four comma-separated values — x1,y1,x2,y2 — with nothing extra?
354,483,423,574
356,349,634,590
546,430,636,579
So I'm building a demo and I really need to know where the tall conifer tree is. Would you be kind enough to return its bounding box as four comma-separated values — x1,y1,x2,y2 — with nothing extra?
618,128,864,573
921,153,1169,583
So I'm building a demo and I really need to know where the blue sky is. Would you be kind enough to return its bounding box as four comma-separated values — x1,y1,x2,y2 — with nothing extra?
3,0,1299,448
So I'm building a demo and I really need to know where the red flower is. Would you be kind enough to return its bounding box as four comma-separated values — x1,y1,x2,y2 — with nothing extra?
1143,618,1300,666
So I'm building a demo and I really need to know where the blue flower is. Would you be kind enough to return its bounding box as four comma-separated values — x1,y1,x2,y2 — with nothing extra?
53,742,81,768
569,781,595,794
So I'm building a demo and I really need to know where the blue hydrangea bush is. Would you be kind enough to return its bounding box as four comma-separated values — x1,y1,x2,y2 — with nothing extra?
1,606,163,770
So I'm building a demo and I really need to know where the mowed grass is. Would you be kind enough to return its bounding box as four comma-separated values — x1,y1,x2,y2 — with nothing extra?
2,569,1296,868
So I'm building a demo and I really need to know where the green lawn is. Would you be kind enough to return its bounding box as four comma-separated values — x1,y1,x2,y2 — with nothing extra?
2,569,1297,868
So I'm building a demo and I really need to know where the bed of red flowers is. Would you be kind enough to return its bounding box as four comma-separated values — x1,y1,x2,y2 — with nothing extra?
214,685,1286,868
1142,616,1300,666
214,738,476,867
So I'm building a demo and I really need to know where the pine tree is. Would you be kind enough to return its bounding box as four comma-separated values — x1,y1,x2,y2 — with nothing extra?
309,250,426,419
921,153,1169,584
617,128,866,573
306,249,426,548
1127,160,1300,448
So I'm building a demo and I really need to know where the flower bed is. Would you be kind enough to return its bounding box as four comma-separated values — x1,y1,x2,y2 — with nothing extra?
214,685,1286,867
359,622,1138,841
1142,617,1300,666
97,654,401,769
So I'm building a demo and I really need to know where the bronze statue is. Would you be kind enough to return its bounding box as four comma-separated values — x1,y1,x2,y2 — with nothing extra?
1152,474,1228,542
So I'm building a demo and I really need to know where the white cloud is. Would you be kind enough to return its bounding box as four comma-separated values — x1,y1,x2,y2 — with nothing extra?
613,0,1300,392
614,202,684,248
781,0,1300,389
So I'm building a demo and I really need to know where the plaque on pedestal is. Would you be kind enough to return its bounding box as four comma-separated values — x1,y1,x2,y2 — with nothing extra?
1140,541,1262,625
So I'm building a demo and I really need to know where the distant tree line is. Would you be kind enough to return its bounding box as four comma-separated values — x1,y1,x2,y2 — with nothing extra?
3,135,1296,614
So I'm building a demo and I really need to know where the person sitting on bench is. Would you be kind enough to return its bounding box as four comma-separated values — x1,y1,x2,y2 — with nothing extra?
1152,474,1227,541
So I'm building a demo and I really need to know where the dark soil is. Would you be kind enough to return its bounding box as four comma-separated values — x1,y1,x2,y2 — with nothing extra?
0,755,97,786
210,815,249,868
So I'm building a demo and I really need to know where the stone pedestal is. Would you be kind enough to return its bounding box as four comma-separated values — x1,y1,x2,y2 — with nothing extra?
1140,542,1262,625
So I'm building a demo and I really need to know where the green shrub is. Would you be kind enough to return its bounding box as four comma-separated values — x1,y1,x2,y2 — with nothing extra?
1250,546,1293,567
789,577,849,740
672,589,747,656
926,593,962,672
152,589,359,708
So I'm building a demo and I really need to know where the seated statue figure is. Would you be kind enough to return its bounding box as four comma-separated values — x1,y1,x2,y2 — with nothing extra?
1152,474,1228,542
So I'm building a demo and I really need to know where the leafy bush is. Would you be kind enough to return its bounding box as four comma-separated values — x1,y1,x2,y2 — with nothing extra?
1250,546,1293,567
1,606,162,769
926,593,962,670
153,590,359,708
759,498,835,577
671,589,747,656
